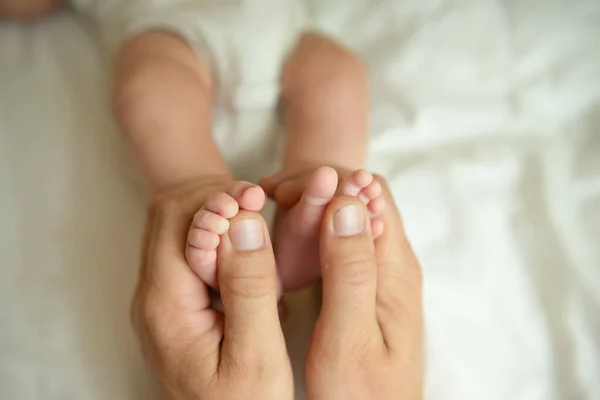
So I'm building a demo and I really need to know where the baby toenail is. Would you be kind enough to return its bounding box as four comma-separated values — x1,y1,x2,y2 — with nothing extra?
230,219,264,251
333,204,366,237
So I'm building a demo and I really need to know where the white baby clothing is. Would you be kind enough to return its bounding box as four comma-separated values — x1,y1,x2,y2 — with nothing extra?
71,0,311,110
71,0,324,179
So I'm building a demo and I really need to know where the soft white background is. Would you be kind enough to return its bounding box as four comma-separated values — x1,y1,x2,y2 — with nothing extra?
1,1,599,399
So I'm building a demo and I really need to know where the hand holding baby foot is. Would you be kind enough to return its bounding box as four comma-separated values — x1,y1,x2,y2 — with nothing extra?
260,166,386,291
337,169,386,237
132,184,293,400
306,187,423,400
185,181,266,289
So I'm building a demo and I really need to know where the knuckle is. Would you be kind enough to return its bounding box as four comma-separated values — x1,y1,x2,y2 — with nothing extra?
220,348,267,385
219,269,274,300
129,289,170,344
310,331,382,375
349,331,379,358
324,252,376,285
138,290,164,329
234,347,264,369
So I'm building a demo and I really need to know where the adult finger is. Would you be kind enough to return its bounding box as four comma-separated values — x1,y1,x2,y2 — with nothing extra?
260,170,309,205
142,186,213,311
217,210,285,358
262,167,354,207
134,190,227,381
372,176,423,352
319,196,379,332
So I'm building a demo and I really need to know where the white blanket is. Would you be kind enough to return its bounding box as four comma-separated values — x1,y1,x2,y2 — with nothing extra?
1,1,599,399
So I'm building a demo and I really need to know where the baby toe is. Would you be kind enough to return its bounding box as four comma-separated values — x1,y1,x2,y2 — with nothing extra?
193,210,230,235
341,169,373,196
353,169,374,187
361,180,382,200
358,180,383,207
186,248,217,267
303,166,338,206
188,228,220,250
204,191,239,218
233,183,266,212
367,196,386,216
371,218,385,239
185,247,218,288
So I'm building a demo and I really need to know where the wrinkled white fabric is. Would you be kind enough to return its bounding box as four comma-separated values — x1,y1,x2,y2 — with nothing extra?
72,0,306,108
1,1,599,399
70,0,310,178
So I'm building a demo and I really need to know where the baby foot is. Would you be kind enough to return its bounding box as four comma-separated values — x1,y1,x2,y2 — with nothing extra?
338,169,386,238
272,167,338,291
185,181,266,289
271,167,385,291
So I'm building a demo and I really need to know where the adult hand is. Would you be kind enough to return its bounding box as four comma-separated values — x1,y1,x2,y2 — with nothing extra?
131,180,293,400
306,176,424,400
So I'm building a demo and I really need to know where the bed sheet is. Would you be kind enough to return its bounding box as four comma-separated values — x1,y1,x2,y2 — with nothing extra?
1,1,599,399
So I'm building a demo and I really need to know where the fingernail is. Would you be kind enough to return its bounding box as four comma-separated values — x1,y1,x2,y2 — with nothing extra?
230,219,264,251
333,204,366,237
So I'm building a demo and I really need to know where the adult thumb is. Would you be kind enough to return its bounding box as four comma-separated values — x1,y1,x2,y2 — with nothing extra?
217,210,284,357
319,196,378,330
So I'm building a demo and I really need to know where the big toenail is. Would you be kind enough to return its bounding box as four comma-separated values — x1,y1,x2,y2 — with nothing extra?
333,204,366,237
230,219,264,251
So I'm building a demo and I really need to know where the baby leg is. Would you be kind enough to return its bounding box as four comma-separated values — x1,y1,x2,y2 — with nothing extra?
281,31,369,173
265,32,375,290
114,31,231,193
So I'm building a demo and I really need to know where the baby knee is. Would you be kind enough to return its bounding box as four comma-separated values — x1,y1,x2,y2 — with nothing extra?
282,32,367,97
